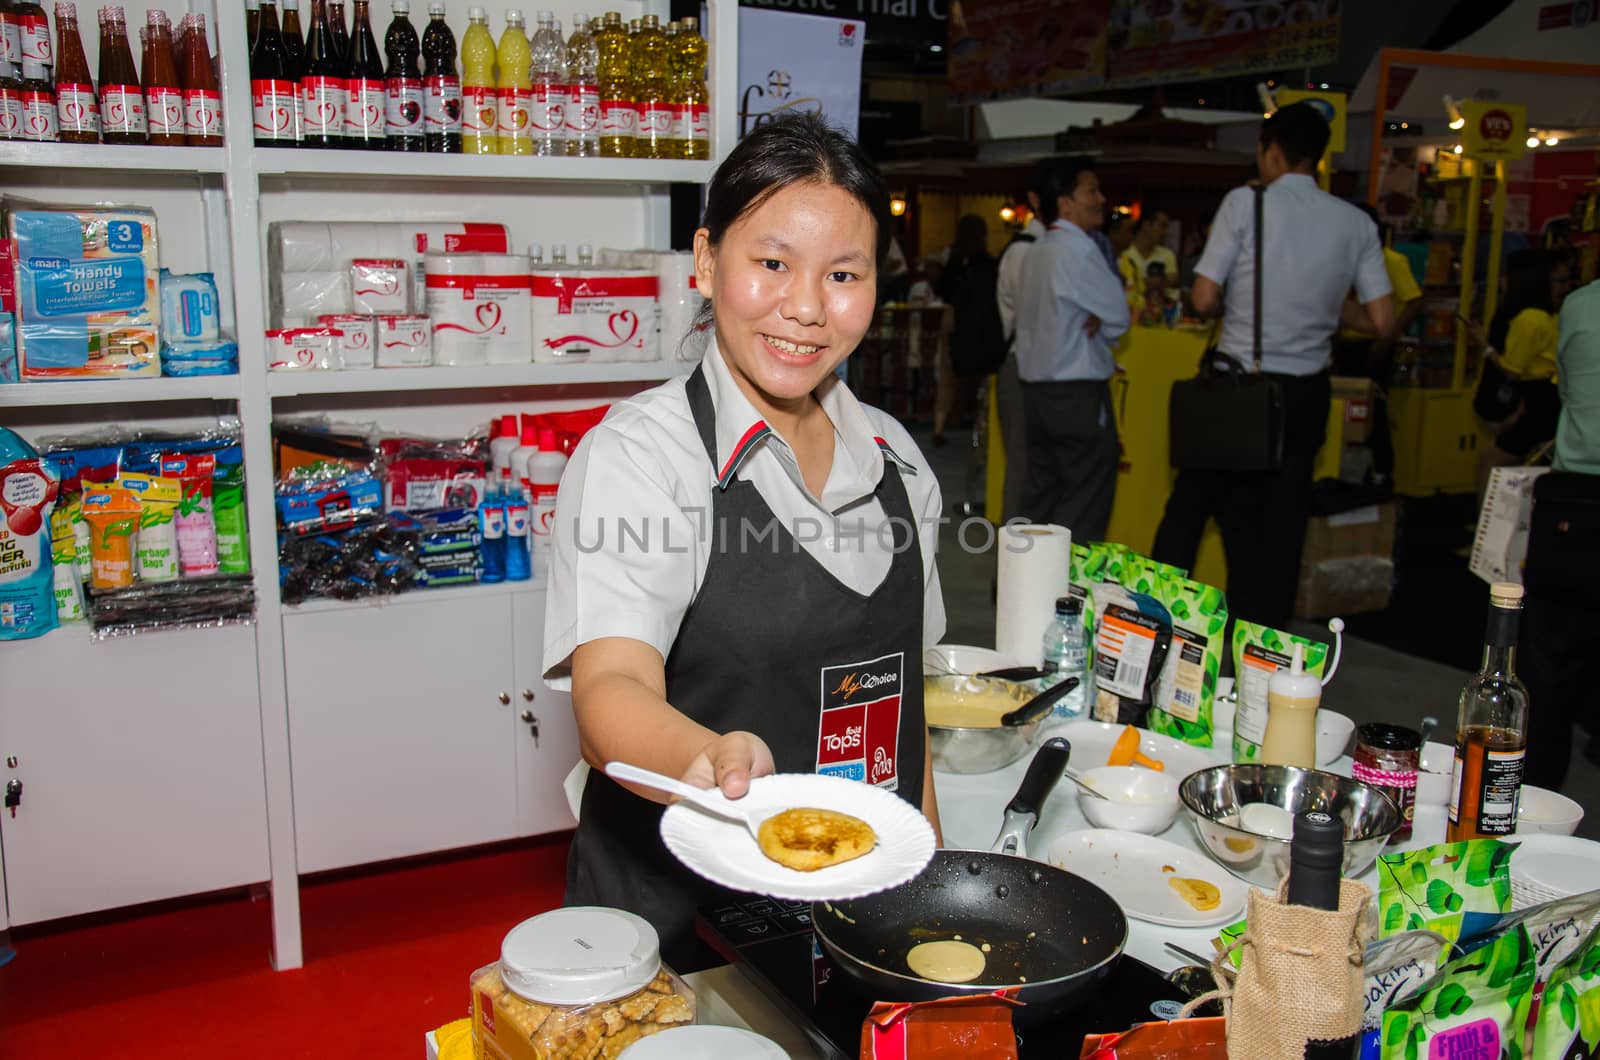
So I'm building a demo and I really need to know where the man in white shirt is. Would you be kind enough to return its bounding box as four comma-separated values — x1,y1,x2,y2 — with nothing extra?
1013,156,1132,540
1152,102,1395,629
994,193,1046,522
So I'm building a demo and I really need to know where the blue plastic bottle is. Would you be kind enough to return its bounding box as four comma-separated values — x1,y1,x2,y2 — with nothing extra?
502,468,530,581
478,478,506,584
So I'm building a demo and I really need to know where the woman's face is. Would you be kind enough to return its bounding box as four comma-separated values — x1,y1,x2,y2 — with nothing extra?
694,180,878,418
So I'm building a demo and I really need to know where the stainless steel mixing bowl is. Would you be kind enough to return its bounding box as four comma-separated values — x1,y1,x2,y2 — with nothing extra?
1179,764,1403,888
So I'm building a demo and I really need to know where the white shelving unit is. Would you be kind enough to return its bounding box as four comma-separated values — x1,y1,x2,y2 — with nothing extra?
0,0,737,971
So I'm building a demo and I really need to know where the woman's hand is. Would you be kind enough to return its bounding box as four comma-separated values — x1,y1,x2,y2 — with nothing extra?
681,731,777,799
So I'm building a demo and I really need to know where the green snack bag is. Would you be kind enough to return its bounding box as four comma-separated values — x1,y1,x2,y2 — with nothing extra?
1150,575,1227,747
1532,923,1600,1060
1117,554,1188,597
1377,840,1516,944
214,464,250,574
1231,621,1329,762
1382,924,1538,1060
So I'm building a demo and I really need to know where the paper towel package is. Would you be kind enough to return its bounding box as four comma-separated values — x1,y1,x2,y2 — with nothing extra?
531,268,660,364
266,327,342,371
652,251,708,362
376,314,433,367
995,523,1073,667
425,253,531,365
7,200,161,380
318,313,377,368
275,271,351,326
350,258,410,314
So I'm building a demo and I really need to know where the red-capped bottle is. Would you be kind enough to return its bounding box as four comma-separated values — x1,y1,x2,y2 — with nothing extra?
142,10,183,145
382,0,421,150
299,0,343,147
52,0,96,142
97,5,146,143
342,0,384,148
180,12,223,145
250,0,298,145
419,1,457,152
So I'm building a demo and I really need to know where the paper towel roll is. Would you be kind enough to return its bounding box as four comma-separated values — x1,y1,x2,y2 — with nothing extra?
655,251,706,361
995,523,1073,667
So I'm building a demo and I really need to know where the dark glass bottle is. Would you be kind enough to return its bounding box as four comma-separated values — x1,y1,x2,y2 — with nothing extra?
1448,582,1530,842
280,0,306,78
298,0,343,147
246,0,260,50
341,0,383,148
52,0,97,143
381,0,421,151
180,13,224,145
249,0,297,144
143,10,184,145
327,0,348,66
97,5,146,144
1287,811,1360,1059
418,0,456,152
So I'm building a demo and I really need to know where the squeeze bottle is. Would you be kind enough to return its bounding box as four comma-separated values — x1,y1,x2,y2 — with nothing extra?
488,413,519,475
477,474,506,583
1260,642,1320,768
494,8,530,155
509,421,538,501
458,5,496,153
528,427,565,580
503,467,531,581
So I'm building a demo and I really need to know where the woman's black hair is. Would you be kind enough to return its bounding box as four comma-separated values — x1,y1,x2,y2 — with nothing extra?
1489,248,1555,351
700,112,892,266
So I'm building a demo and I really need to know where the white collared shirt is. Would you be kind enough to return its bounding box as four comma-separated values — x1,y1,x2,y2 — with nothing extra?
543,339,947,689
1197,174,1391,375
996,217,1047,341
1013,218,1132,383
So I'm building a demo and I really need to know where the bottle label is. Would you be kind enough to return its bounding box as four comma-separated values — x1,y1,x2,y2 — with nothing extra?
100,84,147,135
423,74,461,133
386,76,423,136
530,82,564,135
505,504,529,537
497,86,530,140
639,102,672,138
55,81,99,135
147,85,184,135
183,88,224,138
0,88,22,139
20,88,55,141
1476,748,1524,834
666,102,686,141
600,98,635,137
462,83,495,138
344,77,385,138
1,16,20,73
565,83,597,135
290,88,305,140
17,13,48,65
251,78,298,141
689,102,709,142
480,506,505,539
300,76,346,137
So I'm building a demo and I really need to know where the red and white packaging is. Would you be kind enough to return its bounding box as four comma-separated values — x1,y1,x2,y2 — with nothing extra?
100,83,147,135
266,327,342,371
638,101,672,141
462,84,495,142
423,74,461,135
688,102,709,145
146,85,183,136
0,88,21,140
20,88,56,141
318,313,377,369
251,78,298,142
385,75,423,138
300,76,346,138
376,313,432,367
350,258,410,314
344,76,385,140
425,253,532,366
600,96,635,139
55,81,98,135
385,458,485,511
497,85,531,145
531,267,660,364
183,88,223,139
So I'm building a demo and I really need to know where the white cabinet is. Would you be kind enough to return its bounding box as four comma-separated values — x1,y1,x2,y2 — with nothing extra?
0,624,269,926
512,592,580,838
283,593,519,873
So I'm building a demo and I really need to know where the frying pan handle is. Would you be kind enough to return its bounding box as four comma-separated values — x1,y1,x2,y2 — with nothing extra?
1001,677,1080,727
1005,736,1071,819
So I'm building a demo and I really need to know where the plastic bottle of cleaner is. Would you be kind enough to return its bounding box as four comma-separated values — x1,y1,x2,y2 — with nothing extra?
488,413,519,476
1260,643,1320,768
382,0,423,151
563,11,596,156
1041,595,1093,720
509,421,538,501
478,474,506,583
458,5,495,153
419,0,459,152
528,427,565,580
503,467,531,581
494,8,530,155
527,8,563,155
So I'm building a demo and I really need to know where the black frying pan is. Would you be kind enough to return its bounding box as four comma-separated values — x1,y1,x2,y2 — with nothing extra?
812,739,1128,1024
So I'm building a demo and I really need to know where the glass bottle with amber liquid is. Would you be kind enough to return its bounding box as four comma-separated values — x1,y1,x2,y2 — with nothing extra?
142,11,185,145
1447,582,1530,842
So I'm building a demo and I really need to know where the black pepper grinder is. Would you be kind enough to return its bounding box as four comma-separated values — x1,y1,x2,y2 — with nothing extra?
1287,810,1360,1059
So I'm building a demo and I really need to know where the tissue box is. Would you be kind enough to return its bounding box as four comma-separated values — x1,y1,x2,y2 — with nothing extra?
350,258,410,314
425,254,531,365
266,327,342,370
6,200,161,380
376,314,432,367
319,313,377,368
160,270,221,344
531,268,659,363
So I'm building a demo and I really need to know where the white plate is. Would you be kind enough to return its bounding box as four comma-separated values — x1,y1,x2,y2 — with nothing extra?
659,773,936,902
1045,828,1250,927
1042,720,1217,780
620,1025,790,1059
1511,834,1600,897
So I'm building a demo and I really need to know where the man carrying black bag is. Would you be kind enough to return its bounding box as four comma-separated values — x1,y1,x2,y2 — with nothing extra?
1152,103,1395,628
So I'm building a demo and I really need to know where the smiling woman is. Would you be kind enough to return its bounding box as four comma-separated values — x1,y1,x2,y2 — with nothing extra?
541,112,949,972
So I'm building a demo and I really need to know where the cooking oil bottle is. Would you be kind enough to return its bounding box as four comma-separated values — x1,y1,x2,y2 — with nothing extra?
631,13,669,159
676,13,707,159
594,10,631,157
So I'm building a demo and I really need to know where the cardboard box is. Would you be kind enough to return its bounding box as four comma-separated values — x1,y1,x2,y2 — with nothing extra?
1295,501,1398,618
1331,375,1376,445
1301,502,1397,562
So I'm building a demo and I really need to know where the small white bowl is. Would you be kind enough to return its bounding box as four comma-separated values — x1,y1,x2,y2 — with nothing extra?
1076,765,1182,835
1317,711,1356,766
1517,785,1585,836
1415,741,1454,807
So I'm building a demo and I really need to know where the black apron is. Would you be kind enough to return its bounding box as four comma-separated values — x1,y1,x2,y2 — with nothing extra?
565,365,927,971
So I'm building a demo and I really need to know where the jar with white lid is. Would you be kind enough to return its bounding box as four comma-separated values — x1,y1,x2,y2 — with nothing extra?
469,906,696,1059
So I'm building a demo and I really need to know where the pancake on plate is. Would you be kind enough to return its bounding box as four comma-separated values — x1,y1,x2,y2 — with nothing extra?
757,807,877,872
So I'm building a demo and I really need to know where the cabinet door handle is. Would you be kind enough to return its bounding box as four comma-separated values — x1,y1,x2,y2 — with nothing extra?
498,692,511,705
520,710,534,723
522,689,535,702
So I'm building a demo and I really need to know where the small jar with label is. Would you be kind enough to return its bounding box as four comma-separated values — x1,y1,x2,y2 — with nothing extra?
1354,723,1420,843
470,906,696,1058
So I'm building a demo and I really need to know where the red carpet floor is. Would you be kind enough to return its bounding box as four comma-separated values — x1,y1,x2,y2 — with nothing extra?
0,833,572,1059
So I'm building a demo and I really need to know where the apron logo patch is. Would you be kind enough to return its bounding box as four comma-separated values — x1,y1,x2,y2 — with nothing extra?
817,652,903,791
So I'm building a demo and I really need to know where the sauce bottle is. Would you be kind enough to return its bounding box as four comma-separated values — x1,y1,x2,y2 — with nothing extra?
631,14,669,159
250,0,298,145
382,0,422,151
142,10,184,145
1447,582,1530,842
180,12,223,145
342,0,385,148
299,0,344,148
1,0,24,139
1286,810,1362,1059
281,0,306,78
97,5,146,143
677,14,707,160
419,0,458,152
53,0,97,143
563,12,596,157
458,4,494,153
494,8,529,155
1260,643,1320,768
594,10,631,158
15,0,53,141
327,0,348,66
246,0,260,49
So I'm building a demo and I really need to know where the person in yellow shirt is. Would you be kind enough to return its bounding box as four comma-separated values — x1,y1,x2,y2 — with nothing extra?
1119,209,1178,322
1467,248,1570,462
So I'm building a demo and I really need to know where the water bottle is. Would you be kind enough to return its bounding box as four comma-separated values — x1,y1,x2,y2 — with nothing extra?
1041,595,1092,720
528,9,566,155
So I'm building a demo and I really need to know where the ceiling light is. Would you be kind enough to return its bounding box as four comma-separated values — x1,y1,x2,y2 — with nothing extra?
1319,82,1329,89
889,197,907,217
1527,136,1541,148
1453,144,1463,154
1545,136,1559,146
1449,118,1465,130
929,44,942,52
999,205,1016,223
